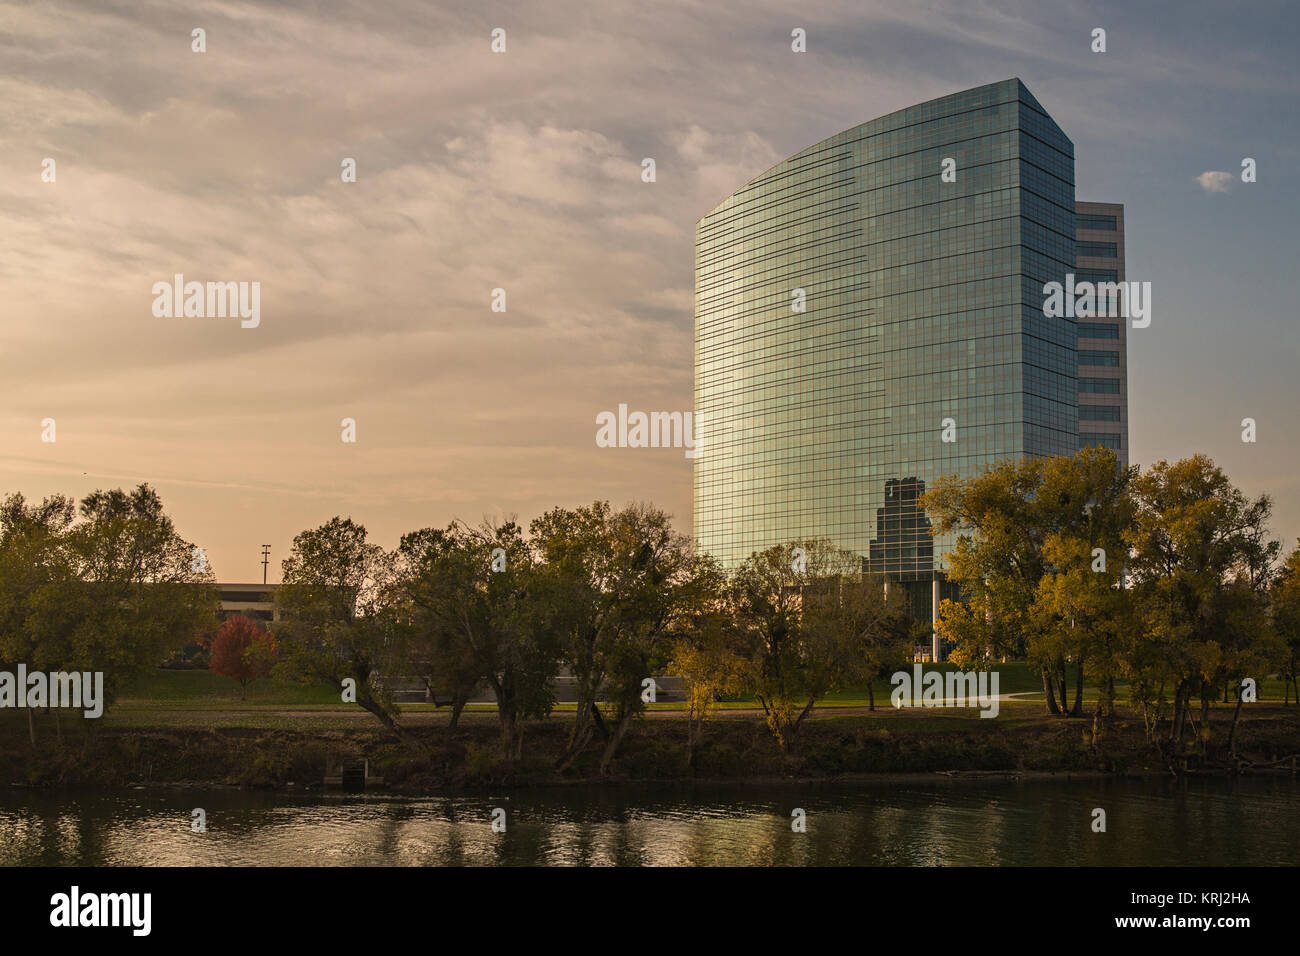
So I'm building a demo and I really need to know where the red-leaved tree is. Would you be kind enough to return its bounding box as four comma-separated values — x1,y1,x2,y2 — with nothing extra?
209,614,278,699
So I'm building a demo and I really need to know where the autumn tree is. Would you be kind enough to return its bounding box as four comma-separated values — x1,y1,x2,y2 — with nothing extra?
209,614,278,699
924,447,1136,717
1125,455,1279,759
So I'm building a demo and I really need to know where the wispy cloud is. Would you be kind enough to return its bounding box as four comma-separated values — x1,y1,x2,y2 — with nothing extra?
2,0,1298,578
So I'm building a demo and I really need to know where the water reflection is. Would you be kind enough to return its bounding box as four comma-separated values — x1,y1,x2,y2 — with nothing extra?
1,778,1295,866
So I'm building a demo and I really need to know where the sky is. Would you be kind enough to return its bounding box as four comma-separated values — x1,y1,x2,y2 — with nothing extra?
2,0,1298,582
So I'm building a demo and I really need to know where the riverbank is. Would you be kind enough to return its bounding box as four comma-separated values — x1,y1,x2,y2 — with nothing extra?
5,702,1300,792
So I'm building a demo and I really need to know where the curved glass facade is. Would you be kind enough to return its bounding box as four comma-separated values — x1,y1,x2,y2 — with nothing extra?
694,79,1077,615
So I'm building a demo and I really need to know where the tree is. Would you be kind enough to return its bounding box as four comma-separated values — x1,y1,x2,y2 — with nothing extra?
530,501,701,774
274,517,413,742
666,557,747,768
1271,541,1300,706
397,519,557,759
826,573,917,711
209,614,278,699
923,447,1135,717
728,540,862,751
1032,535,1134,748
1125,455,1280,760
0,493,78,744
0,486,218,743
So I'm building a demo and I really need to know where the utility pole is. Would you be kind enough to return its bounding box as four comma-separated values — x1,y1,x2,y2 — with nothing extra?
261,545,271,585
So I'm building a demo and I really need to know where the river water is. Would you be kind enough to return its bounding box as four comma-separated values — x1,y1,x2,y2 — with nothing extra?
2,776,1295,866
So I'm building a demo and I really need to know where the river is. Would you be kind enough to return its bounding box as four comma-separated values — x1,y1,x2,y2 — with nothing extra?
2,776,1295,866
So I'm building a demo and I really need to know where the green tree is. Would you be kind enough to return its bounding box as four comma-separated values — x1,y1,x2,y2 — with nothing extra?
1,486,218,741
1271,541,1300,706
828,573,917,711
728,540,862,750
666,556,747,768
274,517,412,743
0,493,78,744
397,519,557,760
530,501,700,774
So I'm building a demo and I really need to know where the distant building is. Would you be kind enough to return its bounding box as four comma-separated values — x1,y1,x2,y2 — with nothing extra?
217,583,278,627
1075,201,1129,465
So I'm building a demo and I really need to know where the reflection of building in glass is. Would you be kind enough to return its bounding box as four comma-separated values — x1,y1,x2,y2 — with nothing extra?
865,477,958,629
867,478,933,577
694,79,1078,659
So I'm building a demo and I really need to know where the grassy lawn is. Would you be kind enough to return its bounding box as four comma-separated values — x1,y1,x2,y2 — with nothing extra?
118,669,341,706
113,665,1297,717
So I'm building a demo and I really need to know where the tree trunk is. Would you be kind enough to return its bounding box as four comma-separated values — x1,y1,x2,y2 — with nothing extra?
555,705,597,773
597,710,635,775
1226,689,1245,760
867,681,875,712
1042,668,1061,715
354,689,416,745
1070,657,1085,717
1090,676,1112,751
27,707,36,747
1199,694,1211,757
686,716,698,770
590,702,611,741
785,697,818,750
499,709,516,760
449,695,465,730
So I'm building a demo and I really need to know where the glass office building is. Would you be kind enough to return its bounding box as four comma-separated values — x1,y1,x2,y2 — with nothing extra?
694,79,1078,641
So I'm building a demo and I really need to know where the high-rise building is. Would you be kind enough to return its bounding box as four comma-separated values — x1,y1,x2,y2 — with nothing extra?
694,78,1080,653
1075,201,1128,465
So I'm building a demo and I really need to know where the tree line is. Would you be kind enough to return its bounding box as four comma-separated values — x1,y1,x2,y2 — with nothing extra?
3,447,1299,773
269,503,917,771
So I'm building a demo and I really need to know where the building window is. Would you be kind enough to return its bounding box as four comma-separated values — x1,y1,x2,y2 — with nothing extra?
1077,214,1117,231
1078,322,1119,339
1079,377,1121,394
1080,433,1123,450
1077,241,1117,258
1079,350,1120,366
1075,269,1119,284
1079,405,1121,421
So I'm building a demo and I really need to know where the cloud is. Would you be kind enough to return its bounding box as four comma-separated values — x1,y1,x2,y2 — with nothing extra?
1195,170,1234,193
2,0,1298,579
